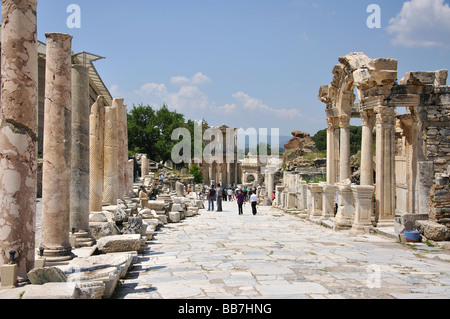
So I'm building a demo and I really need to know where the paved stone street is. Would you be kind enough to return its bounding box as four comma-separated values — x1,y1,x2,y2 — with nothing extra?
114,200,450,299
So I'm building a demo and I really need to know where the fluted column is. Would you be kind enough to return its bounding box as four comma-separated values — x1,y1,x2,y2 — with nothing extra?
360,110,375,186
70,64,94,247
0,0,38,278
103,105,118,205
89,96,105,213
375,106,396,227
339,116,351,182
40,33,74,262
326,117,339,185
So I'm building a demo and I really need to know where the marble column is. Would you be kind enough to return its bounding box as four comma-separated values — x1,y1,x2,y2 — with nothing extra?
326,117,339,185
322,185,337,218
360,110,375,186
375,106,396,227
349,185,375,236
339,116,351,182
70,64,94,247
103,105,118,205
114,98,126,200
0,0,38,279
40,33,74,262
267,171,275,198
89,96,106,213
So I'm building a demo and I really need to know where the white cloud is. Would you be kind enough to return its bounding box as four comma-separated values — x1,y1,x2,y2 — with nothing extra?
131,73,302,121
170,72,211,87
387,0,450,48
231,91,303,119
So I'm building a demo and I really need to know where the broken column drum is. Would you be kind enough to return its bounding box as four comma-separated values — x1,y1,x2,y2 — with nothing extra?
0,0,39,279
40,33,74,262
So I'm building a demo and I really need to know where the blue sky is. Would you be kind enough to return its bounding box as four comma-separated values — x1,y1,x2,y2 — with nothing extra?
29,0,450,135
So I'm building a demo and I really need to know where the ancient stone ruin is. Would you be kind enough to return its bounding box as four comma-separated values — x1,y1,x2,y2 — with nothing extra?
274,52,450,243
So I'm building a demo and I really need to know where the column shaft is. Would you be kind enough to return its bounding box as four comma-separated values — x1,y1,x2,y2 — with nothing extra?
89,97,105,213
339,116,351,182
103,105,118,205
375,106,396,226
41,33,74,261
360,110,374,186
0,0,38,278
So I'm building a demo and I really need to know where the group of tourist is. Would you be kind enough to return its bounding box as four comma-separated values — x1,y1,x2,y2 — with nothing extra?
203,184,259,216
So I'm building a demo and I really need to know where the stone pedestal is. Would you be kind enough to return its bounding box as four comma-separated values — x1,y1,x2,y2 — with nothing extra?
89,96,106,213
322,185,337,218
70,64,95,247
40,33,74,262
308,184,323,217
103,105,118,205
0,264,18,289
349,185,375,236
0,0,38,279
334,182,355,229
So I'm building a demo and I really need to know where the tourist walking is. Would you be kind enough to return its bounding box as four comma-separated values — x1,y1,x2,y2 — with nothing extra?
207,185,216,211
250,191,258,215
227,188,233,201
236,190,244,215
216,184,223,212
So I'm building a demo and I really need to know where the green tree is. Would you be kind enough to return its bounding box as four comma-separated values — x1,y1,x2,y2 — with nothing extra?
127,104,186,163
312,126,365,156
189,164,203,184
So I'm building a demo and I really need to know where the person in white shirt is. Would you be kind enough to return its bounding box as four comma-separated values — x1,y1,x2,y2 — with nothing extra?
250,191,258,215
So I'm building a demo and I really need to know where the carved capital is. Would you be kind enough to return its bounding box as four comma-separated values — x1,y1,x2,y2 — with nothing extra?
339,116,350,128
375,106,396,125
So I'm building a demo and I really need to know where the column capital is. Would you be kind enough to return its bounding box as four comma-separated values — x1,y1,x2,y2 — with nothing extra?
361,109,375,127
375,106,396,125
339,116,350,128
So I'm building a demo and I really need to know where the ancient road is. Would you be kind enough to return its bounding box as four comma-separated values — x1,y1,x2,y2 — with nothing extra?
113,200,450,299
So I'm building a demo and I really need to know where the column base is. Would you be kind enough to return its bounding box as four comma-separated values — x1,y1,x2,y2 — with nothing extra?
349,224,375,236
73,231,96,248
39,246,74,263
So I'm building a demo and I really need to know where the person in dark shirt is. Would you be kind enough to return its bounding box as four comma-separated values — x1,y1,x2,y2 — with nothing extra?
208,185,216,211
236,190,244,215
216,184,223,212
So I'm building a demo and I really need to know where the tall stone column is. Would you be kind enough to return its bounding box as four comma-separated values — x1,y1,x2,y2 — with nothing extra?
114,98,126,200
349,185,375,236
0,0,38,279
360,110,375,186
339,116,351,182
89,96,106,213
40,33,74,262
70,64,94,247
326,117,339,185
375,106,396,227
103,105,118,205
